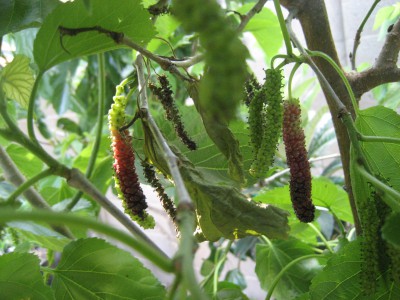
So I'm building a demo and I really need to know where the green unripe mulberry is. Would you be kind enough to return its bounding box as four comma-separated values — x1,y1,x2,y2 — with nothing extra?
249,68,283,178
173,0,248,122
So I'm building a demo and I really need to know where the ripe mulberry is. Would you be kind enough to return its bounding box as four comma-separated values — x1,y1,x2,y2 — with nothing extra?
108,85,154,229
282,99,315,223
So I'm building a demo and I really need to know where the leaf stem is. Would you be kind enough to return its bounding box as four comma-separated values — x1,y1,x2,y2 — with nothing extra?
288,62,302,100
66,53,106,211
6,167,54,204
212,241,233,299
273,0,293,56
330,210,347,237
265,254,321,300
307,50,359,114
27,72,43,146
356,165,400,211
358,134,400,144
351,0,381,70
0,210,174,272
307,223,334,253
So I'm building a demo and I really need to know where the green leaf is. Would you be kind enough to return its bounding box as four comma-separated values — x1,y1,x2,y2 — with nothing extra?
237,4,283,61
1,55,35,108
215,281,249,300
311,177,353,223
255,238,324,299
310,238,400,299
57,117,83,135
373,6,395,30
140,118,289,241
0,0,59,36
147,14,180,53
382,212,400,249
225,269,247,290
134,104,254,185
39,180,75,206
52,238,166,299
355,106,400,192
34,0,156,71
188,83,247,184
0,252,54,300
6,143,45,178
8,221,70,252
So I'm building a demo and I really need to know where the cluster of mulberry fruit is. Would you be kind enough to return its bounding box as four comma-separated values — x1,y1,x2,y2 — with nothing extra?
282,99,315,223
108,85,154,229
249,68,283,179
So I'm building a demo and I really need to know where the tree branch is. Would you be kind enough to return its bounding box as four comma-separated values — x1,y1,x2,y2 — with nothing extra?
0,145,74,239
135,55,206,299
237,0,268,32
348,18,400,98
280,0,361,233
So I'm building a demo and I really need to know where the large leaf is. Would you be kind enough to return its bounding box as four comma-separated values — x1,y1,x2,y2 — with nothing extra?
140,119,289,241
255,177,353,223
133,104,254,185
6,143,45,178
0,0,59,36
355,106,400,192
0,54,35,108
255,238,324,299
310,238,400,299
34,0,156,71
0,252,54,300
237,4,283,61
8,221,70,252
52,238,166,300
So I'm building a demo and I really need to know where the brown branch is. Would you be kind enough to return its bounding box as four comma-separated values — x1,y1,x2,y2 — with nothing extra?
237,0,268,32
280,0,361,233
348,18,400,98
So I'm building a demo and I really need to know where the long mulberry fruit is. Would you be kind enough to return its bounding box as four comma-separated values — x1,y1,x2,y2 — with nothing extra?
141,160,178,230
244,73,261,106
149,75,197,151
249,68,283,178
282,99,315,223
172,0,248,121
108,84,155,229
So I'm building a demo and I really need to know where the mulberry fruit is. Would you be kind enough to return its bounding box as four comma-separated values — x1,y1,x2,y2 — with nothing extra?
282,99,315,223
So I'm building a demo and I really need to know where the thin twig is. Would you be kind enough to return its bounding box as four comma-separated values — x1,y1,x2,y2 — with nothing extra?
237,0,268,32
348,18,400,97
350,0,381,70
264,153,341,184
286,11,347,113
66,53,106,211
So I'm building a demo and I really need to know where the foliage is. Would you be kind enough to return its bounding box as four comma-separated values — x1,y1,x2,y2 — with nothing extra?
0,0,400,299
